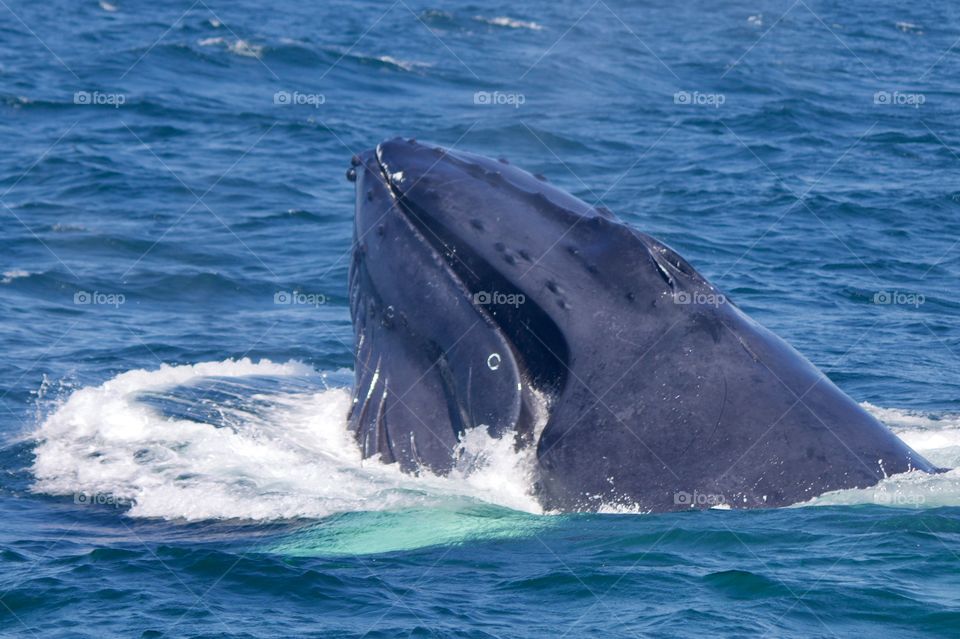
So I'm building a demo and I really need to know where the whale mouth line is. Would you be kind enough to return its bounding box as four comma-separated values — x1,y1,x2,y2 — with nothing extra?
371,142,571,404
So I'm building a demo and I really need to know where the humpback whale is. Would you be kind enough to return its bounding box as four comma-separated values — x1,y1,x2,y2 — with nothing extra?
345,138,939,512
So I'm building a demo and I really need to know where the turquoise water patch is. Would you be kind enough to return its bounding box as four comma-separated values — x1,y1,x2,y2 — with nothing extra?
270,503,554,556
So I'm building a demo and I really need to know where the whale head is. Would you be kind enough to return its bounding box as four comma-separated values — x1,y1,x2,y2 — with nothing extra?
346,137,937,511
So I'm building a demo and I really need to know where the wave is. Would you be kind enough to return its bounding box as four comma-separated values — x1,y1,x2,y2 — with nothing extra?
374,55,431,72
198,37,264,59
1,269,30,284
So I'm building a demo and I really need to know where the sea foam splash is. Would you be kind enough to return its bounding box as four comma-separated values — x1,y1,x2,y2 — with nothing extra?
804,403,960,508
31,359,542,521
30,360,960,520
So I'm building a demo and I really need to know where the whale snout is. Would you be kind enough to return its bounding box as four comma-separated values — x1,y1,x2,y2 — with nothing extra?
373,137,439,194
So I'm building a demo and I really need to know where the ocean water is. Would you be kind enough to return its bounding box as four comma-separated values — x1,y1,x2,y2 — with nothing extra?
2,0,960,636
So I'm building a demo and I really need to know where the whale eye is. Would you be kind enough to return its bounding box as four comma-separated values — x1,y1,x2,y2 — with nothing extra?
381,305,396,328
487,353,501,370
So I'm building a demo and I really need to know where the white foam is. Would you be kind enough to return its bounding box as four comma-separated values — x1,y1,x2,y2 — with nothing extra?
1,269,30,284
862,402,960,467
198,37,263,59
805,403,960,508
99,1,118,12
896,21,923,34
229,39,263,59
31,359,542,521
375,56,430,71
474,16,544,31
451,426,541,513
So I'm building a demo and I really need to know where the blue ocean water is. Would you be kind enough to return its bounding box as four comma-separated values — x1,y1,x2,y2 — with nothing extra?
2,0,960,636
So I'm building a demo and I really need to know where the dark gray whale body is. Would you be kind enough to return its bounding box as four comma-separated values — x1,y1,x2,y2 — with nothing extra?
346,138,938,512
